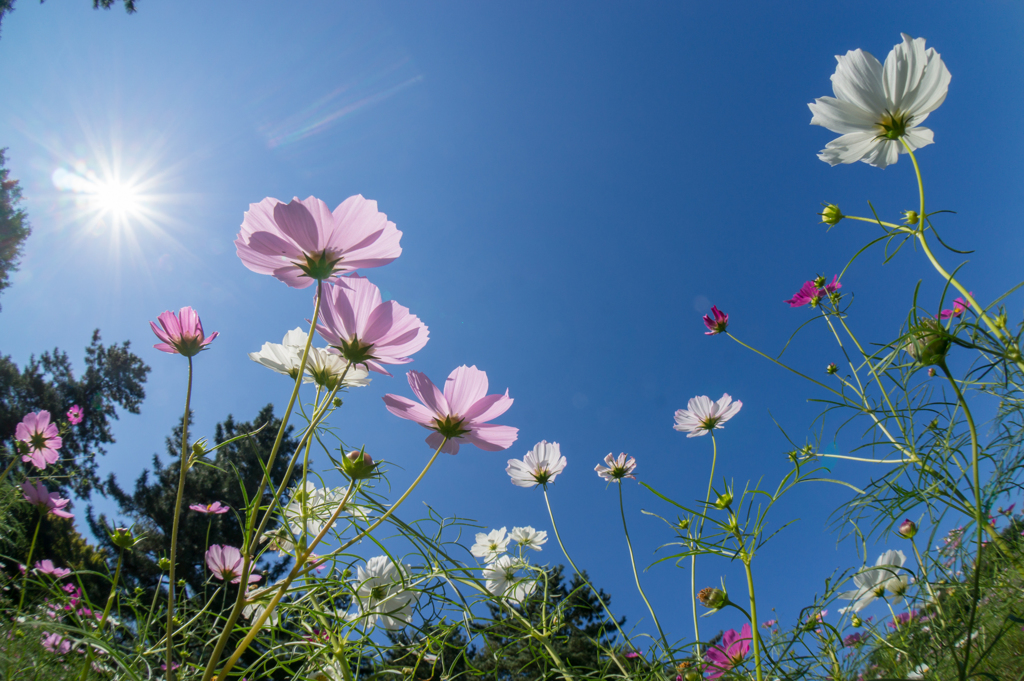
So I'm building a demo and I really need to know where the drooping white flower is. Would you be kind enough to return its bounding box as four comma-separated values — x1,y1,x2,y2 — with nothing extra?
304,347,372,390
506,441,567,488
249,328,313,381
837,549,907,613
885,573,913,603
471,527,510,562
510,526,547,551
907,664,930,680
809,34,951,168
483,555,536,605
673,394,742,437
594,452,637,482
349,556,418,630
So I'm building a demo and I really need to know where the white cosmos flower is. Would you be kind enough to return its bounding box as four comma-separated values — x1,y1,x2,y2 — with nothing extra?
885,573,913,603
483,555,536,605
349,556,418,630
907,664,930,680
274,483,347,555
673,394,742,437
837,549,907,613
304,347,372,390
471,527,510,561
809,34,951,169
594,452,637,482
506,441,567,487
510,526,547,551
249,327,314,381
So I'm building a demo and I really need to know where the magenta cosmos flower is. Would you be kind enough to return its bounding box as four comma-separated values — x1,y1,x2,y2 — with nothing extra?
704,622,752,679
190,501,230,515
786,275,842,308
673,394,742,437
150,306,219,357
594,452,636,482
22,480,74,519
939,293,972,320
206,545,261,584
703,306,729,335
35,560,71,578
383,366,518,455
16,411,62,470
315,275,429,375
235,194,402,289
66,405,84,425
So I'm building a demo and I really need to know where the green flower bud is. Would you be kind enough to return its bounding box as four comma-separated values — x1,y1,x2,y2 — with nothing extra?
898,519,918,539
819,204,844,226
697,586,728,610
676,517,691,532
158,557,171,571
851,614,862,628
177,579,186,588
813,275,827,289
902,210,920,225
713,491,733,511
333,397,343,408
904,319,950,367
340,448,379,480
826,362,838,375
110,527,136,550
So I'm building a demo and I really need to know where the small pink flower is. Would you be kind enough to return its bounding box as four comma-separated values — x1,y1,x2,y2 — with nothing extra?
189,501,230,515
704,622,752,679
939,293,972,320
594,452,637,482
315,275,429,375
624,650,642,659
235,194,402,288
22,480,74,519
383,365,518,455
150,306,219,357
41,632,71,655
66,405,84,425
206,545,261,584
785,275,842,307
34,560,71,578
761,619,777,628
703,306,729,335
15,411,62,470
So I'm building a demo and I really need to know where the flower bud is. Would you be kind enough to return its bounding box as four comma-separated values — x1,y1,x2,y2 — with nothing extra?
819,204,844,226
904,319,950,367
902,210,920,225
899,519,918,539
683,673,700,681
851,614,862,628
826,362,837,375
813,275,827,289
177,579,187,588
697,587,728,610
676,517,691,532
158,557,171,571
340,448,378,480
333,397,343,408
110,527,136,550
927,367,936,377
713,491,733,510
134,587,144,596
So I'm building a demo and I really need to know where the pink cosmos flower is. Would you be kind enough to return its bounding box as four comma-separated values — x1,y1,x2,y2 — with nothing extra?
66,405,84,425
150,307,219,357
235,194,402,289
785,275,842,307
594,452,637,482
206,545,261,584
761,619,778,628
22,480,74,519
704,622,752,679
15,411,62,470
939,293,972,320
673,394,742,437
703,306,729,335
35,560,71,578
383,366,518,455
190,501,230,515
315,275,429,375
42,632,71,655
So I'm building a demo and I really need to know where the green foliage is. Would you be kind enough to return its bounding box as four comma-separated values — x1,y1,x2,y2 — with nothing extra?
0,148,30,309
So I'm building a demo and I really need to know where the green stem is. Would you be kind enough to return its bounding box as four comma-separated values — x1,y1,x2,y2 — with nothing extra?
82,548,125,681
165,355,193,681
726,333,843,398
742,558,763,681
691,434,719,660
542,487,629,645
0,455,19,485
202,284,323,680
618,483,672,659
18,513,42,612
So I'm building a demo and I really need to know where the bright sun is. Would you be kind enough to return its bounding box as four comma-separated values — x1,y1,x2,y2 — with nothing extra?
92,180,141,216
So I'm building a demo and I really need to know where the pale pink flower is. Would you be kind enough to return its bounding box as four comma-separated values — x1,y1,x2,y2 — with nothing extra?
66,405,84,425
704,622,752,679
235,194,401,288
206,545,261,584
594,452,637,482
383,366,518,455
315,275,429,375
42,632,71,655
22,480,74,519
190,501,230,515
673,394,742,437
703,306,729,335
150,306,219,357
34,560,71,578
15,411,62,469
939,293,972,320
506,441,567,487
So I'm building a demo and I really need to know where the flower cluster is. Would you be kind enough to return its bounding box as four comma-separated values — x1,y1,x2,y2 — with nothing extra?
785,275,842,308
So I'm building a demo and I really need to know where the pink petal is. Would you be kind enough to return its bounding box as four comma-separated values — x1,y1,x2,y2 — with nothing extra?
463,424,519,452
273,198,323,254
444,365,489,415
463,391,513,424
407,371,449,417
382,394,439,427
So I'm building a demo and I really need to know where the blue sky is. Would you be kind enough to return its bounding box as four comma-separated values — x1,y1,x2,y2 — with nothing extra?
2,0,1023,648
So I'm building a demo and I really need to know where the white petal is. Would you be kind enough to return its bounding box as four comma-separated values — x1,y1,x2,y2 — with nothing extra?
902,126,935,152
818,131,885,166
809,96,878,134
831,48,886,114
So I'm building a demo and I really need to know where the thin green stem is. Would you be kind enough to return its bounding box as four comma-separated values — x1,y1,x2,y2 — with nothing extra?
82,548,125,681
742,559,763,681
727,333,843,398
165,355,193,681
18,513,42,612
542,487,629,645
618,483,672,659
691,434,719,659
0,455,19,485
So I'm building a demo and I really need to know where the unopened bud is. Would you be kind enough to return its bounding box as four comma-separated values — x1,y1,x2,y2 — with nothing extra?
158,558,171,571
333,397,343,408
713,491,733,511
134,587,144,596
902,210,920,225
898,519,918,539
684,673,700,681
819,204,844,226
341,448,378,480
994,312,1007,329
813,275,827,289
697,587,728,610
905,319,950,367
826,363,837,375
676,517,691,532
927,367,936,377
110,527,136,550
851,614,862,628
342,569,352,579
177,579,186,588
